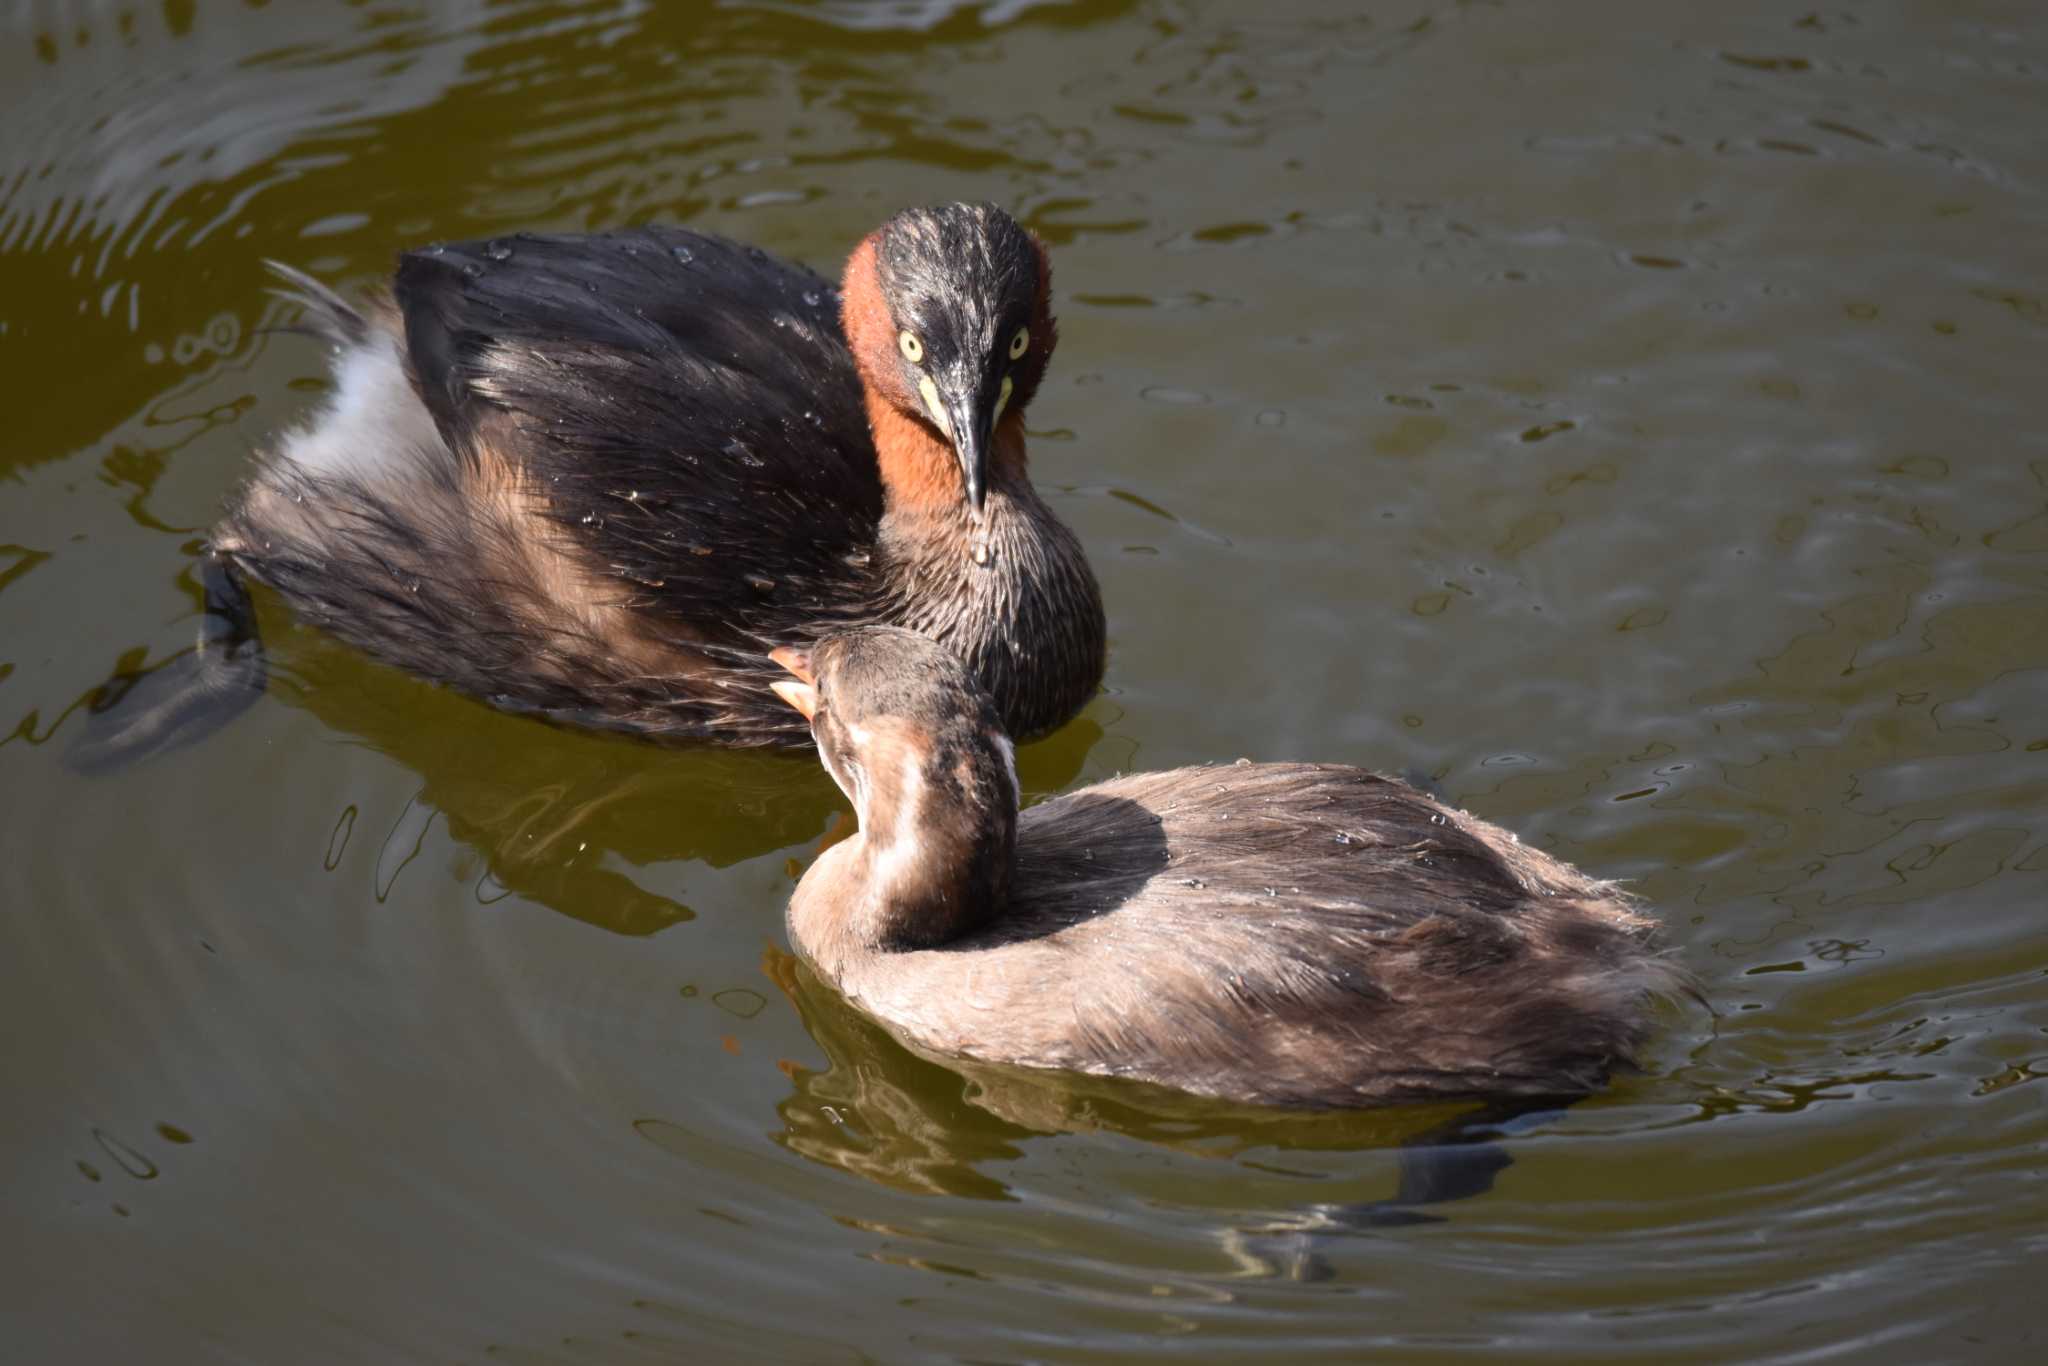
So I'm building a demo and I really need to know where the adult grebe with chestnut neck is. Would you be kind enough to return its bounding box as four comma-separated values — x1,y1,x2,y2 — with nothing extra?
76,204,1104,767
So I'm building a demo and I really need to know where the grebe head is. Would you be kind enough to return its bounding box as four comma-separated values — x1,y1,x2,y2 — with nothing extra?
841,204,1057,515
771,627,1018,947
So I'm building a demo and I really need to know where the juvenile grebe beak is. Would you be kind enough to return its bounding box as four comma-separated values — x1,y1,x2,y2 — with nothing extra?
769,645,818,719
769,645,815,684
770,679,817,720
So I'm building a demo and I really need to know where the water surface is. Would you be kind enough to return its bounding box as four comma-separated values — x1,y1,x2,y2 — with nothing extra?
4,1,2046,1360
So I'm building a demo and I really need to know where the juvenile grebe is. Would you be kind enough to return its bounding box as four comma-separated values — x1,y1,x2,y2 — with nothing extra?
84,204,1104,763
772,627,1690,1107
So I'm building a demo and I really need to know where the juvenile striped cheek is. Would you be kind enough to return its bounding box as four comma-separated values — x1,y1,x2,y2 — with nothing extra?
861,743,935,887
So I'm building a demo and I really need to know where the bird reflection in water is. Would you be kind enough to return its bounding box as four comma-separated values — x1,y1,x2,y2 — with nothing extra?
766,947,1562,1282
66,604,1095,934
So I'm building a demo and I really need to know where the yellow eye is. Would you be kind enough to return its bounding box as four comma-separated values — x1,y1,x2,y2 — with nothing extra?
898,331,924,363
1008,327,1030,360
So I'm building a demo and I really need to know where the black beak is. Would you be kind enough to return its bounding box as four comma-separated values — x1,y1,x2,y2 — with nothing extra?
937,370,996,518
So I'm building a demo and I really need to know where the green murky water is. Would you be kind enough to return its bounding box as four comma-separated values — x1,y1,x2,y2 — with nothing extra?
5,1,2047,1360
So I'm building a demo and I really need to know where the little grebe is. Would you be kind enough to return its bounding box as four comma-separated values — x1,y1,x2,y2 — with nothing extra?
771,627,1690,1107
199,203,1103,749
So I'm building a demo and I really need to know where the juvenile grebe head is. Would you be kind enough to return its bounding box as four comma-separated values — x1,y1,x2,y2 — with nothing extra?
772,627,1018,948
840,204,1056,516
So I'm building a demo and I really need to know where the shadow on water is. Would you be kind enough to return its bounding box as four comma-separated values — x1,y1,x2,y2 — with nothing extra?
63,564,1105,935
767,949,1559,1281
67,553,268,776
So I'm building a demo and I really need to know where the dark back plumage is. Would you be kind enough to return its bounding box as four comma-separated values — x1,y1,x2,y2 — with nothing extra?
394,229,883,636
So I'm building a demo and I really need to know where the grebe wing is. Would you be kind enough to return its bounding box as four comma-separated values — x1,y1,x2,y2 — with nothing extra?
392,227,884,630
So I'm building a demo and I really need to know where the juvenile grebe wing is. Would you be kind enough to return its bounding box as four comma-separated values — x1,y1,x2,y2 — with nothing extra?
393,229,884,637
954,765,1684,1104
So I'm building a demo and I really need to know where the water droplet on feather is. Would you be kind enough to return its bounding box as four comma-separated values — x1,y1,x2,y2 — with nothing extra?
485,240,513,261
461,262,483,279
670,245,694,265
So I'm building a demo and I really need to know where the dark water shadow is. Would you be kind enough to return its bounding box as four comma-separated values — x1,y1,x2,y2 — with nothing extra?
67,553,268,776
248,623,825,937
64,573,1104,936
767,949,1560,1278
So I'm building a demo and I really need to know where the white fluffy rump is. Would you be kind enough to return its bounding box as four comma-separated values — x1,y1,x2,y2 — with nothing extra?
277,332,443,481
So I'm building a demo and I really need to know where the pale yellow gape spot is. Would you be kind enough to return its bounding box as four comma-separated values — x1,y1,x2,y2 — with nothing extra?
990,327,1027,422
917,375,951,436
900,329,948,433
